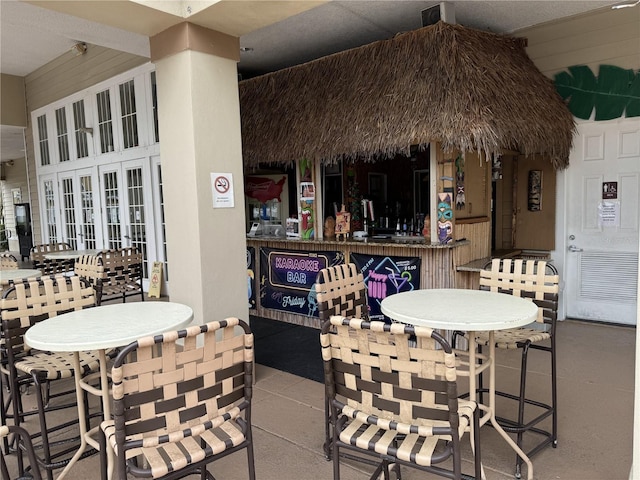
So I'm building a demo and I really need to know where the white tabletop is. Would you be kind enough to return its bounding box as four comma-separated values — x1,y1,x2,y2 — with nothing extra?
25,302,194,352
0,268,42,282
43,249,102,260
380,289,538,331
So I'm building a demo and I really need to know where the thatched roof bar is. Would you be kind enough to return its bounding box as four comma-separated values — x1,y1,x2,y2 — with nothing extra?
239,21,575,169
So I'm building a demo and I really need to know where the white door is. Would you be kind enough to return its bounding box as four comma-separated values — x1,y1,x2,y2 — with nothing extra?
98,158,156,281
565,117,640,325
58,168,103,249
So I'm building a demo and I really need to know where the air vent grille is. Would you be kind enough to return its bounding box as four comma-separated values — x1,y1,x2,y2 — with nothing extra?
580,251,638,302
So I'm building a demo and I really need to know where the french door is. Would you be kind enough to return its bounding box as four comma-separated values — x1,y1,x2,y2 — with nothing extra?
98,159,156,279
58,168,102,249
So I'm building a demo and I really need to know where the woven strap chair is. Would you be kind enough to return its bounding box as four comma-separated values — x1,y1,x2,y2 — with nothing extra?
458,258,559,479
30,243,73,276
96,247,144,303
321,316,482,480
1,424,42,480
316,263,369,324
99,318,256,480
0,253,18,270
74,254,104,305
0,275,101,480
315,263,370,460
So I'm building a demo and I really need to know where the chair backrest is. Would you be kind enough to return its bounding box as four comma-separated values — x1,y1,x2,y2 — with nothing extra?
479,258,559,325
320,316,461,434
98,247,143,289
0,253,18,270
74,254,104,303
1,424,43,480
110,318,254,471
315,263,369,322
30,242,73,275
0,275,97,364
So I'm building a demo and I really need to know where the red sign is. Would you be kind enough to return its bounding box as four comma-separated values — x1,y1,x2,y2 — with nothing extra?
245,176,286,203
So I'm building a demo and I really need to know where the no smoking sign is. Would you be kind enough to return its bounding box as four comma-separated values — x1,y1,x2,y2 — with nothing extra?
211,173,234,208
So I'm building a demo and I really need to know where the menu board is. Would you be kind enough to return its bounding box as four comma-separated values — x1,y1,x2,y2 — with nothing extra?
351,253,421,321
260,247,344,316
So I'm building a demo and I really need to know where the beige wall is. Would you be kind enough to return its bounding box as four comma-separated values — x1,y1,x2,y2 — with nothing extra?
517,8,640,479
23,44,147,243
1,74,26,127
517,6,639,77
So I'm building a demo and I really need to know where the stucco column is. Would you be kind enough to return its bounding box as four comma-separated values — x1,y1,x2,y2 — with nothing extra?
150,23,247,325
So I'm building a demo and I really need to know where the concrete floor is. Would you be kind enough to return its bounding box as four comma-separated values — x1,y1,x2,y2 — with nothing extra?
3,318,635,480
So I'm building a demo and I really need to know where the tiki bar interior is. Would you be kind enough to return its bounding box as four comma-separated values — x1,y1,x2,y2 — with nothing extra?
240,21,575,327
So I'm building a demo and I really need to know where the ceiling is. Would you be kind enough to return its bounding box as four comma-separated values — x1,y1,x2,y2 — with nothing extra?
0,0,626,162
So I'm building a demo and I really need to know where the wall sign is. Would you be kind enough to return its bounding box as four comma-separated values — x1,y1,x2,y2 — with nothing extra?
602,182,618,199
260,247,344,317
351,253,421,321
211,172,234,208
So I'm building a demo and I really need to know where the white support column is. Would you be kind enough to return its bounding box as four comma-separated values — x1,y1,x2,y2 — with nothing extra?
151,23,248,325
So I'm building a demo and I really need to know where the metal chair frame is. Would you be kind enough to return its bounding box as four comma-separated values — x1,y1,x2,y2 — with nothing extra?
321,316,482,480
99,318,256,480
315,263,370,461
454,258,559,479
0,275,101,480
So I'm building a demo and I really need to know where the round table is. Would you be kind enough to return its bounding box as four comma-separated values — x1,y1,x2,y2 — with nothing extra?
380,288,538,332
0,268,42,283
381,288,538,480
25,301,194,480
42,249,102,260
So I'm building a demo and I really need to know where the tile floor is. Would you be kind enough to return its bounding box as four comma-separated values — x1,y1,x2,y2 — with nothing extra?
3,318,635,480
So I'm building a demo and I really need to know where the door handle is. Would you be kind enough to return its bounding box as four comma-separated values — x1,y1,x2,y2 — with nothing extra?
568,244,583,252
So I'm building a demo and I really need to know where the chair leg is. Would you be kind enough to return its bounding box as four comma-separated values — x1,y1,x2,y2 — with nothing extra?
473,403,482,480
247,440,256,480
32,375,54,480
324,397,332,459
8,370,25,477
515,342,531,479
98,427,108,480
551,335,558,447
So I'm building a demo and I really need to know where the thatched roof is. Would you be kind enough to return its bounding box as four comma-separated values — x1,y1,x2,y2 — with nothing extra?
239,21,575,169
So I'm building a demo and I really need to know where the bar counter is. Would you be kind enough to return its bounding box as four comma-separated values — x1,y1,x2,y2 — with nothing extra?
247,223,489,328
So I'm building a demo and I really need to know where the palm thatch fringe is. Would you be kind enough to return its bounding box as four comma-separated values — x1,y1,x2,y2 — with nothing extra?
240,21,575,169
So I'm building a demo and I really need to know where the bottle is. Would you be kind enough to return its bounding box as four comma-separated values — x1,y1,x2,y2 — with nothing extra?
396,218,401,235
402,218,407,236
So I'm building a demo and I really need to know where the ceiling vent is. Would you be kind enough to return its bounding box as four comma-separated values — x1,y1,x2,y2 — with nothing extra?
421,2,456,27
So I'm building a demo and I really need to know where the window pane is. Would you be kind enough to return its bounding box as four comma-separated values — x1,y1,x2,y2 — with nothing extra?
127,167,147,277
73,100,89,158
43,180,57,239
151,71,159,143
37,114,50,165
103,171,121,249
119,80,139,149
55,107,70,162
61,177,77,248
97,89,114,153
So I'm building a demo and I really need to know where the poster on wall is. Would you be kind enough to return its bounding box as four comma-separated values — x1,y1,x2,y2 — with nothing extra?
247,247,256,309
299,158,316,239
351,253,421,321
260,247,344,317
